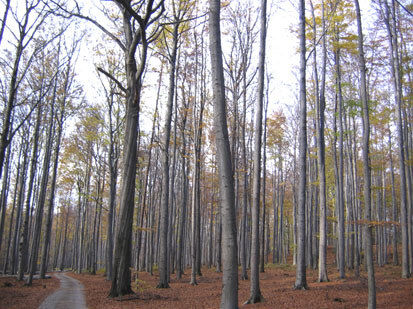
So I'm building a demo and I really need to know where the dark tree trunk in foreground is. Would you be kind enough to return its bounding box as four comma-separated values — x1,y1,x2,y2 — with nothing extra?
17,104,42,281
209,0,238,307
109,1,165,297
27,97,55,286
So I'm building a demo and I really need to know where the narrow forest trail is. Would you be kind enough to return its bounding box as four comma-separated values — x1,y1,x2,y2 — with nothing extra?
38,273,87,309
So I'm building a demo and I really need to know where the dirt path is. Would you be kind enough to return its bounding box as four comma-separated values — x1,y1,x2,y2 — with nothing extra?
38,273,87,309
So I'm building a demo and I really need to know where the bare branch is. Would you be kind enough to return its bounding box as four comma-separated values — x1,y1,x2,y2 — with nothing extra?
97,67,127,94
47,0,126,51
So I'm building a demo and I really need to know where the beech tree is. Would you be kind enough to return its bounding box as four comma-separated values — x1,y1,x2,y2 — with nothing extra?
354,0,376,307
157,0,190,288
294,0,308,291
209,0,238,307
247,0,266,304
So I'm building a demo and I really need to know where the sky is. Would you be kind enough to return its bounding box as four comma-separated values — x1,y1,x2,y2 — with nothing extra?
73,0,374,124
0,0,375,133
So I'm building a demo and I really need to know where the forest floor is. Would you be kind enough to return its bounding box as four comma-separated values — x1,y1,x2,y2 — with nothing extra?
0,274,59,309
67,259,413,309
1,247,413,308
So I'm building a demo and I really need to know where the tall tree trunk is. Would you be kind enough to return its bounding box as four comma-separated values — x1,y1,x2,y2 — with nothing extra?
260,99,268,273
240,49,249,281
247,0,267,303
17,103,42,281
40,103,64,278
0,128,12,254
381,0,410,278
354,0,376,307
209,0,238,307
335,46,345,279
106,90,119,281
315,0,329,282
388,128,399,265
294,0,308,291
176,95,189,280
27,98,55,286
109,0,165,296
157,14,179,289
60,200,70,271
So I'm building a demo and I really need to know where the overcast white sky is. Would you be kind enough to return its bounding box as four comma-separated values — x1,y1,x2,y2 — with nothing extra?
74,0,374,123
0,0,373,131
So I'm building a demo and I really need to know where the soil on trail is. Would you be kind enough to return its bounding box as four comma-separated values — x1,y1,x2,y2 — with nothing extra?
69,256,413,308
0,275,59,309
39,272,87,309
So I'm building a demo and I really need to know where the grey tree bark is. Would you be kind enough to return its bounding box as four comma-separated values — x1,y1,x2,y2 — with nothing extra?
209,0,238,307
157,8,180,288
388,128,399,265
109,0,165,297
17,102,42,281
380,0,410,278
335,45,345,280
294,0,308,291
40,46,71,278
27,93,56,286
246,0,267,303
354,0,376,307
315,0,328,283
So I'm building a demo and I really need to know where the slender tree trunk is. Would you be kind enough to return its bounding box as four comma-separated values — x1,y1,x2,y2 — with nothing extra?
354,1,376,307
60,202,69,271
260,99,268,273
315,0,328,282
27,99,55,286
381,0,410,278
17,104,42,281
240,50,249,280
335,46,345,279
40,107,64,278
294,0,308,290
176,98,189,280
157,17,179,290
247,0,267,303
388,128,399,265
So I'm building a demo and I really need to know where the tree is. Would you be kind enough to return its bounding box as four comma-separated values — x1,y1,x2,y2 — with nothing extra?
379,0,411,279
157,0,188,288
209,0,238,307
95,1,165,297
246,0,266,304
311,0,329,282
294,0,308,290
0,0,59,179
354,0,376,307
27,78,56,286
